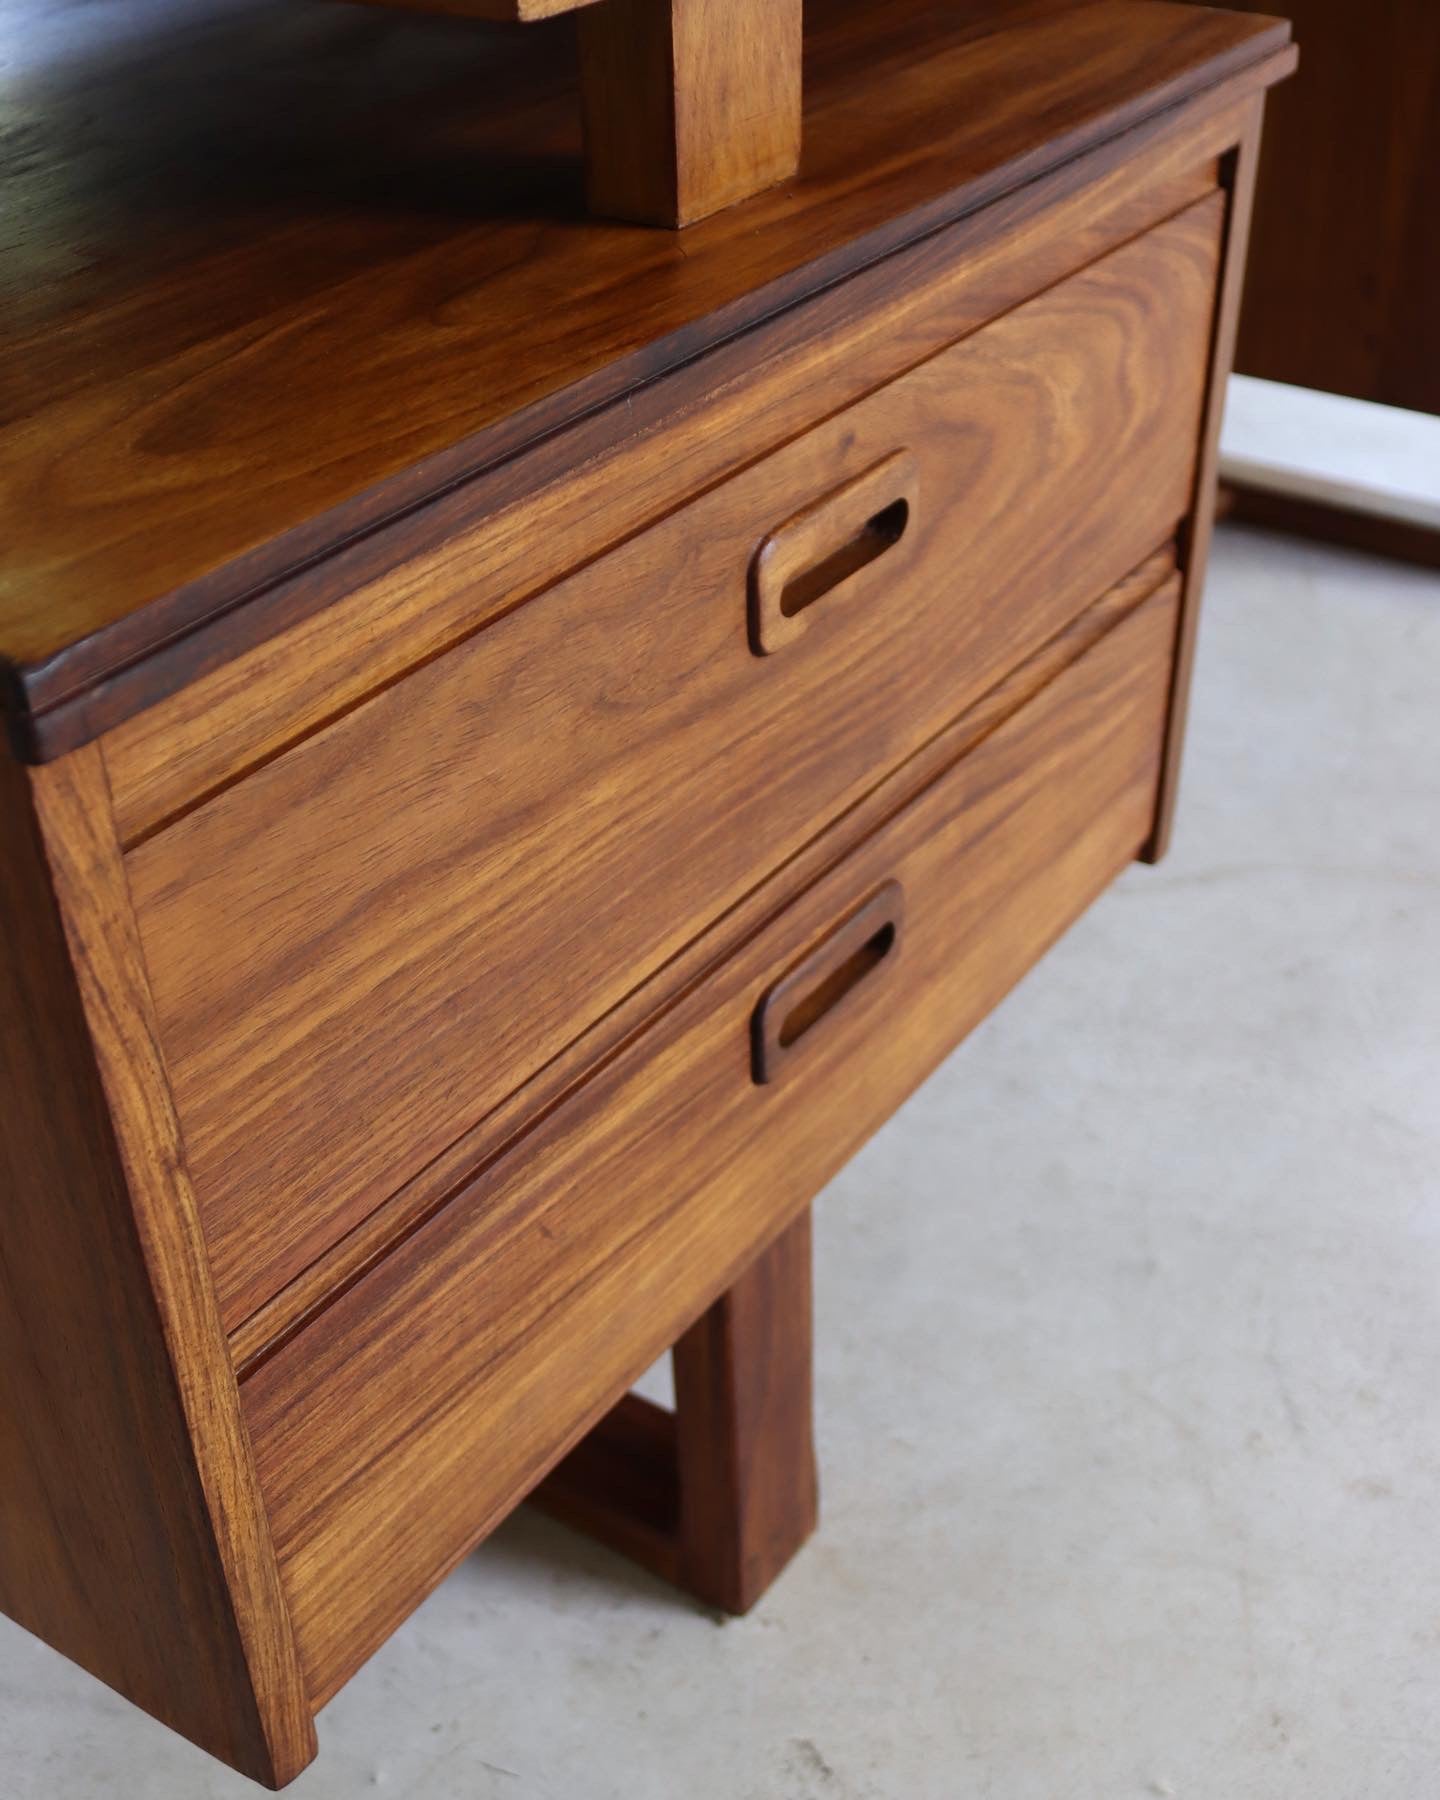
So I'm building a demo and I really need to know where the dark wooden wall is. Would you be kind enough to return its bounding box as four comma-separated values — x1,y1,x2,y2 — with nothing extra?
1195,0,1440,414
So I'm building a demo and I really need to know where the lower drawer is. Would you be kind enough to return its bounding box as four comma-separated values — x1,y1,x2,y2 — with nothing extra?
242,573,1181,1706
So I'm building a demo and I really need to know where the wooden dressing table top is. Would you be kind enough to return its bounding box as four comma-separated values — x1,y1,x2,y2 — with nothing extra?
1,0,1290,754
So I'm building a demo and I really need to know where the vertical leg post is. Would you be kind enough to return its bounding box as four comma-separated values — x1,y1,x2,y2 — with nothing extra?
530,1208,819,1613
673,1207,818,1613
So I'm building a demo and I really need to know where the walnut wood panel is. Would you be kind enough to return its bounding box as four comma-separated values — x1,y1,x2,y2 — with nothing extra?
1214,0,1440,414
0,0,1291,746
230,548,1179,1371
242,574,1180,1708
0,746,313,1787
102,117,1235,842
579,0,803,226
128,205,1221,1332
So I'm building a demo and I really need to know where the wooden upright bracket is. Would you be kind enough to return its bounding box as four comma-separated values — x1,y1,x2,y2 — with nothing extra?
358,0,804,227
578,0,803,227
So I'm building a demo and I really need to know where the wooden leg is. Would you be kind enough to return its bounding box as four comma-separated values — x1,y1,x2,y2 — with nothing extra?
578,0,804,227
530,1208,819,1613
672,1207,819,1611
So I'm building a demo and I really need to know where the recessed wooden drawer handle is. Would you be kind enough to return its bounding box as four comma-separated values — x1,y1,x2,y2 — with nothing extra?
752,883,905,1085
749,451,920,654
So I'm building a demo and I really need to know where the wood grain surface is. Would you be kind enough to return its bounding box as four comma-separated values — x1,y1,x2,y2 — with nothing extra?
0,0,1291,746
0,749,313,1786
101,114,1232,838
0,3,1295,1775
579,0,803,225
228,548,1179,1372
127,204,1221,1332
241,575,1179,1707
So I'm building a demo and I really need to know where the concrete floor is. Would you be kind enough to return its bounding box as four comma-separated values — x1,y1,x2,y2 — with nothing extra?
4,524,1438,1798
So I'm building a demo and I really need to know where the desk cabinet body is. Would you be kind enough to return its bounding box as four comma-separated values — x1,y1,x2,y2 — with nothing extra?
0,0,1293,1784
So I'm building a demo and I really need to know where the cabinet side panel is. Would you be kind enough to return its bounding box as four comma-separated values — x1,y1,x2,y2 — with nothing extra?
1146,98,1267,859
0,745,314,1787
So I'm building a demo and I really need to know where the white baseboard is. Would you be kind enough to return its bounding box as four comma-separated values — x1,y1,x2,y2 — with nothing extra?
1218,375,1440,532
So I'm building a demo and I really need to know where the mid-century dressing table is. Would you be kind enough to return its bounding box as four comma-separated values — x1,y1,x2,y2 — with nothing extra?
0,0,1293,1784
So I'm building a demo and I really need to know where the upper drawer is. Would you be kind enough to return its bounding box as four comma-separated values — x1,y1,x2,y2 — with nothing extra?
128,195,1223,1331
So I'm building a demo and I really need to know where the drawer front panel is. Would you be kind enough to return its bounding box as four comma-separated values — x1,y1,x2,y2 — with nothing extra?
242,576,1180,1706
132,197,1221,1330
102,144,1224,849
